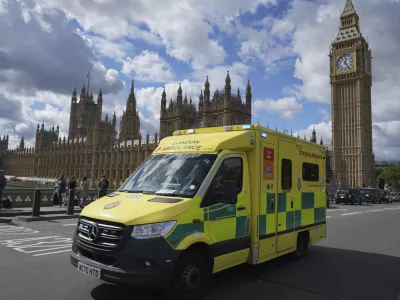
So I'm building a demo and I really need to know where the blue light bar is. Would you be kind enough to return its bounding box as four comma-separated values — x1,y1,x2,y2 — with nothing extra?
242,124,251,130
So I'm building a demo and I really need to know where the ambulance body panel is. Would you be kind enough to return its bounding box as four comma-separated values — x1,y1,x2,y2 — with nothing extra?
70,124,327,296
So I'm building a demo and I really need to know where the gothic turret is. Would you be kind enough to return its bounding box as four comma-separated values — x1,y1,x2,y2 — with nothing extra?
177,83,183,106
160,87,167,117
310,127,317,143
246,80,252,108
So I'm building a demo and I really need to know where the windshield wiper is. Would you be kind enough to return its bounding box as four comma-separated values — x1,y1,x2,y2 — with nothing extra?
155,191,178,196
119,190,154,194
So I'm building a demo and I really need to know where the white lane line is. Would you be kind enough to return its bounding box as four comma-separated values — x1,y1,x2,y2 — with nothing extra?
33,249,72,256
366,209,385,212
0,236,59,245
326,216,332,219
24,246,71,254
63,224,77,227
340,212,364,216
327,209,347,212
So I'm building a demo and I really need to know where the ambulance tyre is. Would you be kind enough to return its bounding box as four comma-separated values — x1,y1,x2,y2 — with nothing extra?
168,250,211,299
291,232,309,260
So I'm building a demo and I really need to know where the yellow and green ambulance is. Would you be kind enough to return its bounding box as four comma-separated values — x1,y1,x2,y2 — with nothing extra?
70,124,327,298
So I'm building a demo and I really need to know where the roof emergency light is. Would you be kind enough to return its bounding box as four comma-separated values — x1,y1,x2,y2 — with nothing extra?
242,124,251,130
188,129,195,134
224,126,233,131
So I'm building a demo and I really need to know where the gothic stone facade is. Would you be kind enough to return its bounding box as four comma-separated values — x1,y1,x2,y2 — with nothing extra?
330,0,375,188
160,72,252,139
2,75,253,188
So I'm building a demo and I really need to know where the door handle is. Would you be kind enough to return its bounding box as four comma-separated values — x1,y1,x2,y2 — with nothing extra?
291,200,294,209
237,206,246,211
271,199,275,212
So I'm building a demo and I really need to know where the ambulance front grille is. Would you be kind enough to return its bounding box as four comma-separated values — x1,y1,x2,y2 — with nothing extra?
77,218,127,252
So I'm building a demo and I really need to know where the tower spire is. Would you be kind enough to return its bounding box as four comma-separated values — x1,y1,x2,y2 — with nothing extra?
86,69,91,91
341,0,356,18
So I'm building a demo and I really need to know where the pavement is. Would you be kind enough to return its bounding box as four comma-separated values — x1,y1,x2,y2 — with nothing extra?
0,206,82,218
0,202,400,300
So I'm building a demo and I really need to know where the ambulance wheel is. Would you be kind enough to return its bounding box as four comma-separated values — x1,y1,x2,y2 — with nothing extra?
168,250,211,300
292,232,309,260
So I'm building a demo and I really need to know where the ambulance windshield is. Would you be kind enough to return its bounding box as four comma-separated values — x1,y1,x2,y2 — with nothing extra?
119,154,217,198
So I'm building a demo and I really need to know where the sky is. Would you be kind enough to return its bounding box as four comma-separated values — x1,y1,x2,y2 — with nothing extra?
0,0,399,160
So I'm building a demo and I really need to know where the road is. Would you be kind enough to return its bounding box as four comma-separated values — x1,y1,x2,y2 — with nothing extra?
1,203,400,300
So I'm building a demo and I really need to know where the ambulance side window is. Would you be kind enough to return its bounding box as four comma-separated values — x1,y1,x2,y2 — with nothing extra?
302,162,319,182
205,157,243,204
281,159,292,190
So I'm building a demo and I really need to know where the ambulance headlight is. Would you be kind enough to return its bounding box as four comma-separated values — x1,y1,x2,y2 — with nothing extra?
131,221,176,239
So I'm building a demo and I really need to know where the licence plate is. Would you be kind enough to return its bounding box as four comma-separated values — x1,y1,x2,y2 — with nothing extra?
341,196,344,198
78,262,101,279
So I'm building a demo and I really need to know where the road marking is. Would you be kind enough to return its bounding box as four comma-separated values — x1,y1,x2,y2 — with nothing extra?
326,216,332,219
340,212,364,216
33,249,71,256
366,209,385,212
0,236,72,257
0,225,39,237
327,209,347,212
63,224,77,227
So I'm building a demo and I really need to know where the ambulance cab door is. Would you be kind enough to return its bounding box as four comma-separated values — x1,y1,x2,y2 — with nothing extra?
276,139,297,253
201,152,251,273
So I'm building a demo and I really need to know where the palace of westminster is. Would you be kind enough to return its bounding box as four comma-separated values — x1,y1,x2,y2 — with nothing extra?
0,0,375,188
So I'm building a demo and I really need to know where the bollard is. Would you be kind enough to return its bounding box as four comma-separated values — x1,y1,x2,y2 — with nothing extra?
67,189,75,215
32,189,40,217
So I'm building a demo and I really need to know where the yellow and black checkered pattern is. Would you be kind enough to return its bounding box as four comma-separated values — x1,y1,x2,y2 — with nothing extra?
259,191,326,237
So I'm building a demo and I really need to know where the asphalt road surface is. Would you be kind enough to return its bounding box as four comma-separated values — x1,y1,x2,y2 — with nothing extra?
1,202,400,300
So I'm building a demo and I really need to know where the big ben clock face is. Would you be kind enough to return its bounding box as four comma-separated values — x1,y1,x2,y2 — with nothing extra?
336,54,354,72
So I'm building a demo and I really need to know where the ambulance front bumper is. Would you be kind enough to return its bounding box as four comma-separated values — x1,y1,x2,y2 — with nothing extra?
70,231,182,288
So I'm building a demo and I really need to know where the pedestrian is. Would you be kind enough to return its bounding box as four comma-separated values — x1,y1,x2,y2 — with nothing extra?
79,177,90,208
98,177,107,199
58,175,67,207
52,182,60,207
0,170,6,211
101,175,110,194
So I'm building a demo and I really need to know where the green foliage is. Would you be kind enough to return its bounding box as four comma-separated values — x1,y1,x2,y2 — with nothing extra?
376,164,400,187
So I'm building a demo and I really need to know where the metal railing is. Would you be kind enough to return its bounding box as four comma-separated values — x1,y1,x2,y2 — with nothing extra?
1,188,116,208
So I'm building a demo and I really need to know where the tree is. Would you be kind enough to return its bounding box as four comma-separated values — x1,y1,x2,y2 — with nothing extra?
377,164,400,189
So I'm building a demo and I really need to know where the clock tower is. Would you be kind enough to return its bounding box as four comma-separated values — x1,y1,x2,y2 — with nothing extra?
330,0,375,188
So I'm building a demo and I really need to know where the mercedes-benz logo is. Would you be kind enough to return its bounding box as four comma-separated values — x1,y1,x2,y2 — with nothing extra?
89,223,99,241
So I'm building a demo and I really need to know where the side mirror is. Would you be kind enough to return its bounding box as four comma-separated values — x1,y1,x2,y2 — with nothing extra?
222,180,238,205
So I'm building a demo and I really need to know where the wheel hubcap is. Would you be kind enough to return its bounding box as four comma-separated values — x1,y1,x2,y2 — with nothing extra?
182,265,201,290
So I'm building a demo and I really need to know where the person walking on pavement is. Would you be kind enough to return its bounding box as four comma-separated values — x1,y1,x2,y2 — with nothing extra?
98,177,107,199
0,170,6,211
79,177,90,208
58,175,67,207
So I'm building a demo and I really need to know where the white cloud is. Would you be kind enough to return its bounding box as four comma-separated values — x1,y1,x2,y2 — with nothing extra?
193,62,250,91
254,97,303,120
319,108,331,121
236,21,294,73
295,121,331,144
78,30,135,60
35,0,277,69
0,0,8,14
295,120,400,161
121,50,175,83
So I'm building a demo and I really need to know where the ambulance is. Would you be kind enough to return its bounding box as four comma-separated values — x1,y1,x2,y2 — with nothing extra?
70,124,327,298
